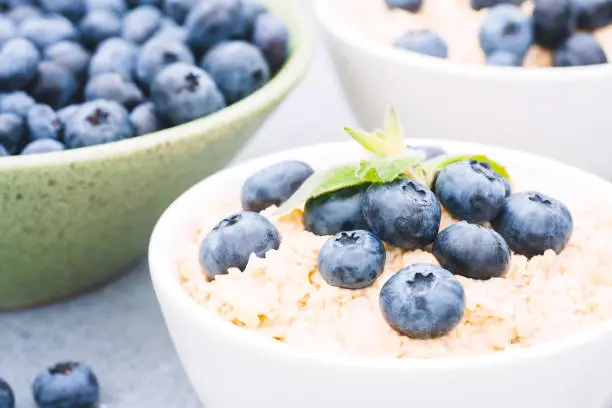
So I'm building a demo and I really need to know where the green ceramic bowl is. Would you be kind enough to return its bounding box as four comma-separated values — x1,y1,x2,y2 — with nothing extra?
0,0,314,309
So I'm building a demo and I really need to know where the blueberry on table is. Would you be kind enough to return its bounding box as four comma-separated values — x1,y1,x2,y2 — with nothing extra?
85,0,127,14
201,41,270,104
487,50,523,66
33,362,99,408
0,113,25,153
479,5,533,57
554,33,608,66
318,230,386,290
0,38,40,92
241,160,314,212
122,5,163,45
89,38,138,81
30,61,79,110
492,191,573,258
150,63,226,126
393,30,448,59
27,104,62,141
38,0,86,22
0,91,35,118
385,0,423,12
471,0,525,10
0,16,16,48
435,159,507,223
19,15,78,50
363,179,441,250
185,0,247,53
380,263,465,339
79,9,123,50
251,13,290,73
64,100,133,148
136,38,195,87
21,138,66,155
532,0,574,50
164,0,200,24
85,73,144,110
572,0,612,30
44,42,91,80
130,102,160,136
0,377,14,408
304,185,370,236
199,211,281,280
7,5,42,24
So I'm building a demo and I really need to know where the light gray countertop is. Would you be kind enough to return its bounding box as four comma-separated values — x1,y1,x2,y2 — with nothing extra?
0,37,356,407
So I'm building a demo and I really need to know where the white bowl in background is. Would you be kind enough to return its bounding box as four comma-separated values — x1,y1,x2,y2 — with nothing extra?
149,139,612,408
313,0,612,179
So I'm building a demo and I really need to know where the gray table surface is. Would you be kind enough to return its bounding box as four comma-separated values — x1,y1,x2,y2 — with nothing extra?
0,36,356,407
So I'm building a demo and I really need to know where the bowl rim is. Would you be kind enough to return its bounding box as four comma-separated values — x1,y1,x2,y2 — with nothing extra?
149,138,612,371
0,0,316,171
312,0,612,81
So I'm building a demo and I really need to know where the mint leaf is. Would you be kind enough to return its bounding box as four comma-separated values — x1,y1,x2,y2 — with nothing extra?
356,156,424,182
344,107,406,158
421,154,510,187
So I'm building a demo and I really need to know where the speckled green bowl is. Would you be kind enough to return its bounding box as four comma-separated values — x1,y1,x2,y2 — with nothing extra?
0,0,314,309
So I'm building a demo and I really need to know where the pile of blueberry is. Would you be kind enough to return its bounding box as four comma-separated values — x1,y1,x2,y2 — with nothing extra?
0,0,288,157
389,0,610,67
0,361,99,408
198,146,574,340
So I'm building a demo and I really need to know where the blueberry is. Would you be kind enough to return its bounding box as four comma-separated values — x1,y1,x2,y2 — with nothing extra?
201,41,270,104
0,38,40,91
471,0,525,10
241,160,314,212
0,144,9,156
85,73,144,109
186,0,248,53
304,185,370,236
164,0,199,24
89,38,138,80
318,230,386,290
572,0,612,30
380,263,465,339
241,1,267,37
152,18,188,42
44,41,91,79
27,104,62,141
64,99,133,148
433,221,511,280
7,5,42,24
252,13,290,72
199,211,281,279
129,102,160,135
492,191,573,258
479,5,533,57
554,33,608,66
21,138,65,155
0,16,16,47
33,362,99,408
38,0,86,22
385,0,422,12
122,6,163,45
86,0,127,14
136,38,194,87
435,160,507,223
20,15,78,50
150,62,226,126
57,104,81,125
0,113,24,153
0,91,35,117
487,50,523,65
393,30,448,58
406,144,447,160
532,0,574,49
79,9,123,49
0,378,14,408
31,61,79,109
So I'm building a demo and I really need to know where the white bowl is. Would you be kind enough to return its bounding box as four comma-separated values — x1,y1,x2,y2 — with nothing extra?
313,0,612,179
149,139,612,408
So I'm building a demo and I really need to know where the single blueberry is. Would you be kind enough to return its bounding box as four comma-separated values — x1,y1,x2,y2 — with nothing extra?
64,99,133,148
363,179,441,250
0,144,9,156
27,104,62,141
385,0,422,12
38,0,86,22
487,50,523,66
21,138,65,155
86,0,127,14
572,0,612,30
380,263,465,339
0,377,14,408
136,38,195,87
0,113,25,153
150,62,226,126
471,0,525,10
186,0,248,53
30,61,79,109
406,144,447,160
242,1,267,37
492,191,573,258
164,0,199,24
0,16,16,48
393,30,448,58
532,0,574,49
0,91,35,117
433,221,511,280
20,15,78,50
79,9,123,50
57,104,81,125
7,5,42,24
33,362,99,408
554,33,607,66
201,40,270,104
85,73,144,109
44,41,91,79
152,18,188,42
318,230,386,290
199,211,281,279
241,160,314,212
435,160,507,223
251,13,290,72
122,5,163,45
89,38,138,80
304,185,370,236
129,102,160,136
479,5,533,57
0,38,40,91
